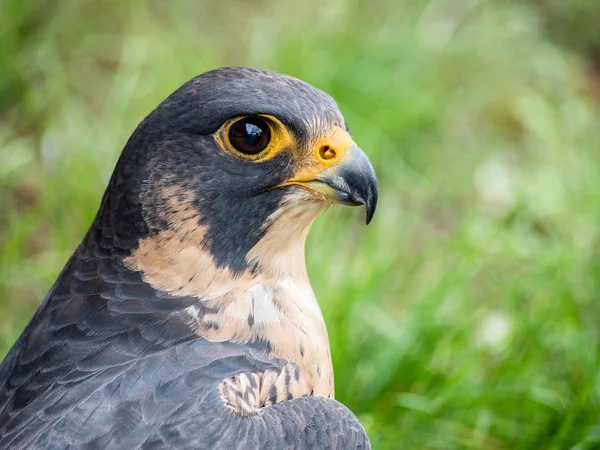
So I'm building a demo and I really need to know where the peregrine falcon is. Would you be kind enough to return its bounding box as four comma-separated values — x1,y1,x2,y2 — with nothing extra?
0,67,378,449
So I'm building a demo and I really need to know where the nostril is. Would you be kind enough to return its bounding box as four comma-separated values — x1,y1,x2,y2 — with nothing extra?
319,145,336,161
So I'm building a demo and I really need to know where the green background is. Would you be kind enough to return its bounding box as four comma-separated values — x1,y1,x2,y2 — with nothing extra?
2,1,600,448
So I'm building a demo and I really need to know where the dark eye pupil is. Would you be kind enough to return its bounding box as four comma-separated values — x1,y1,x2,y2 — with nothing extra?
229,118,271,155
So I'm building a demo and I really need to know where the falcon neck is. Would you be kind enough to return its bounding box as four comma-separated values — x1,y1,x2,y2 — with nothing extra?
119,187,326,299
83,186,334,398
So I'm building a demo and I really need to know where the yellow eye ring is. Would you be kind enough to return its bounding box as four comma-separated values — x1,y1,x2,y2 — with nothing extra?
215,114,294,162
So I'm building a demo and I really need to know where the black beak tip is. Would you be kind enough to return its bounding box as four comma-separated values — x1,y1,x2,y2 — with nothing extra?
342,183,377,225
366,207,375,225
364,188,377,225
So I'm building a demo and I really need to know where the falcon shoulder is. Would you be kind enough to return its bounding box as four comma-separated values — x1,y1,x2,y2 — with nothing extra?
0,239,369,449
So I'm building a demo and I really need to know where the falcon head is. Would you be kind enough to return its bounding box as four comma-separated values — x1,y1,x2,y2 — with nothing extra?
107,67,377,279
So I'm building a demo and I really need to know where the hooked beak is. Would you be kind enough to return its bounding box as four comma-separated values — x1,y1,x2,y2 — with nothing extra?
293,144,378,224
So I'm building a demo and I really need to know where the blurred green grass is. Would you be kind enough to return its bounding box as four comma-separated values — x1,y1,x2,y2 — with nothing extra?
3,0,600,448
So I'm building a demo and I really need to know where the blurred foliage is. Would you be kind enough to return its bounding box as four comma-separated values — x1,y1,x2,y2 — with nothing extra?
3,0,600,448
520,0,600,65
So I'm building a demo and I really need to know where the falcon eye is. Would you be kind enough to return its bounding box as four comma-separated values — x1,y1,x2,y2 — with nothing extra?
228,117,271,155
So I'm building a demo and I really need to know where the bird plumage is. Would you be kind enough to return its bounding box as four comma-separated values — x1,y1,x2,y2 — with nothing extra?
0,67,376,449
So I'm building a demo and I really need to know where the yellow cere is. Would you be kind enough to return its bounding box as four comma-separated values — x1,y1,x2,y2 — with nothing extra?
288,126,356,184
